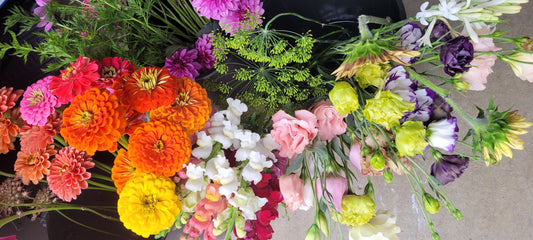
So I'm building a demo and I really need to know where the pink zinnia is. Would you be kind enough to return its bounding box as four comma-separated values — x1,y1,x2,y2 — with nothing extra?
92,57,136,89
219,0,264,34
164,49,202,79
14,144,56,185
19,112,61,153
195,34,216,71
0,87,24,118
20,76,60,126
191,0,238,20
49,56,100,104
47,146,94,202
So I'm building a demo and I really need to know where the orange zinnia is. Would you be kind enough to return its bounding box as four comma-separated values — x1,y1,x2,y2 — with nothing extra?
128,120,191,177
111,149,136,194
60,88,127,155
112,67,178,114
150,77,212,134
14,144,56,185
0,118,19,154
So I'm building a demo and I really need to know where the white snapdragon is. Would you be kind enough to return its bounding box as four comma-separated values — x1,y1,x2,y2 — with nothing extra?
234,130,261,161
192,131,214,159
228,187,268,220
185,162,208,192
205,153,240,197
226,98,248,125
241,151,273,184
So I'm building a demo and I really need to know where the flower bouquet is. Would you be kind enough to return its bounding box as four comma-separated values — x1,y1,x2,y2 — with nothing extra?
1,0,533,240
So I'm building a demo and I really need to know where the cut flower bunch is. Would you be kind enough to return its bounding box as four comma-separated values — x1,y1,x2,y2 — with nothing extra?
1,0,533,240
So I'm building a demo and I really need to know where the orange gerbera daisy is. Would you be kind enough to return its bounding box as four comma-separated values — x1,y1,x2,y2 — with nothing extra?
60,88,127,155
150,77,212,134
128,120,191,177
14,144,56,185
113,67,178,114
0,118,19,154
111,149,136,194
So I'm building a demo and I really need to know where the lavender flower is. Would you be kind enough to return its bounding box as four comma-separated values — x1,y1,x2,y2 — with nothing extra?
164,48,202,79
430,19,452,43
440,36,474,76
219,0,264,34
34,0,53,31
431,155,469,185
195,33,216,71
427,117,459,153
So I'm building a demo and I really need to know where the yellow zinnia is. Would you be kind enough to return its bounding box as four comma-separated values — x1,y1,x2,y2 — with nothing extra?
117,172,181,238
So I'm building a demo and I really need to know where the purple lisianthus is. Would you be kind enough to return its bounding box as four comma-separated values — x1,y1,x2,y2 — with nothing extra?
164,48,202,79
191,0,238,20
440,36,474,76
429,94,453,122
427,117,458,153
398,23,424,63
195,33,216,71
20,76,60,126
34,0,53,31
430,19,452,43
431,154,469,185
383,65,417,102
402,88,435,123
219,0,264,34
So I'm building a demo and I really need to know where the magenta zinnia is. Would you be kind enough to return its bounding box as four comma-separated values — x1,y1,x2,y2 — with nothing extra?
49,56,100,104
92,57,136,89
20,76,60,126
47,146,94,202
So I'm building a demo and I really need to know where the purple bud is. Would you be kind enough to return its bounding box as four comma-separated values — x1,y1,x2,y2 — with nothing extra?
430,20,452,43
431,155,470,185
440,36,474,76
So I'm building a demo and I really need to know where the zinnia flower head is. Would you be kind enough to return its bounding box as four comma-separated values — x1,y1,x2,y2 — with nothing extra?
0,118,19,154
219,0,264,34
14,144,56,185
61,88,127,155
117,172,181,238
19,112,62,153
335,194,376,227
332,39,420,80
328,81,359,116
47,146,94,202
191,0,239,20
395,121,427,157
150,76,212,135
49,56,100,104
20,76,60,126
112,66,178,113
363,90,416,130
0,87,24,118
111,149,136,194
195,33,216,71
92,57,136,89
129,120,192,177
164,49,202,79
431,154,470,185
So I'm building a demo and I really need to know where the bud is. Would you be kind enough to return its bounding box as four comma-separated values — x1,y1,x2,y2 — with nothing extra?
316,211,329,237
520,37,533,51
361,146,372,157
234,215,246,238
370,151,385,171
304,224,320,240
383,169,394,183
423,193,441,214
451,78,470,91
364,181,374,199
432,232,440,240
453,209,463,220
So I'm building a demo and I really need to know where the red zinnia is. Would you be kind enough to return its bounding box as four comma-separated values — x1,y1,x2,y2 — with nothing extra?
49,56,100,104
92,56,136,89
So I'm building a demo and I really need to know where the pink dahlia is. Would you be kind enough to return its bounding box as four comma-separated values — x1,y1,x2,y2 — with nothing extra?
49,56,100,104
92,57,136,89
195,34,216,71
20,76,60,126
47,146,94,202
19,112,61,153
14,144,56,185
0,87,24,118
164,49,202,79
191,0,238,20
219,0,264,34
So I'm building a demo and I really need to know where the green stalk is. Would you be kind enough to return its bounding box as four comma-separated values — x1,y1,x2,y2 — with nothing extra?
91,173,114,183
224,207,237,240
0,206,119,228
86,180,116,192
405,67,450,96
93,160,112,174
56,210,121,237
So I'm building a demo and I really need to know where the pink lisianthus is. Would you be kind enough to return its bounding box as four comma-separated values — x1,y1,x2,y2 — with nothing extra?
461,37,502,90
49,56,100,104
279,174,305,211
503,52,533,82
20,76,60,126
219,0,264,34
310,99,347,141
349,142,384,177
270,110,318,160
316,176,348,211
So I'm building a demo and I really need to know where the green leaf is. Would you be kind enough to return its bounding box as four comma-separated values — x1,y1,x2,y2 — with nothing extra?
285,152,305,175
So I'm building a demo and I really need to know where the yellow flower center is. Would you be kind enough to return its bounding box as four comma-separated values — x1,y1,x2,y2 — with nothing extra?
62,67,74,80
141,194,157,211
102,66,117,78
28,90,44,106
153,139,165,153
137,73,158,91
26,154,36,166
79,111,95,125
176,92,196,107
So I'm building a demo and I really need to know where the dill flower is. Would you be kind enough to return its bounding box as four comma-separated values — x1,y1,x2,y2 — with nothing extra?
164,49,202,79
0,118,19,154
129,120,192,177
395,121,427,157
355,63,391,89
47,146,94,202
150,76,212,135
14,144,56,185
117,172,181,238
111,149,136,194
49,56,100,105
363,90,416,130
328,81,360,116
0,87,24,118
113,67,178,113
61,88,127,155
20,76,60,126
335,195,376,227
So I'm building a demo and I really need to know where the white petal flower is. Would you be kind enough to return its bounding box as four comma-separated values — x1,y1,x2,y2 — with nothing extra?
228,187,268,220
226,98,248,125
349,210,401,240
299,181,314,211
185,163,208,192
192,131,214,159
205,153,230,180
241,151,273,184
235,130,260,150
427,117,458,153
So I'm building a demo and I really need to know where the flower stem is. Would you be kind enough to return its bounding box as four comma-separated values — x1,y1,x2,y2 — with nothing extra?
56,210,121,237
358,15,391,41
405,67,450,96
86,180,116,192
93,160,112,174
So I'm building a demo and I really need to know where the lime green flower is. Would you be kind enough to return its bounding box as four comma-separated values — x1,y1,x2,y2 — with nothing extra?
355,63,391,88
395,121,427,157
363,91,415,130
328,81,359,116
335,194,376,227
422,193,441,214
